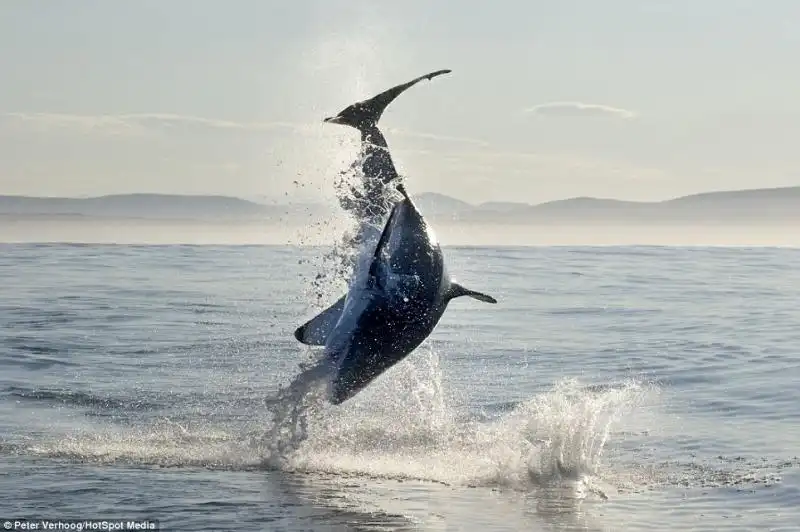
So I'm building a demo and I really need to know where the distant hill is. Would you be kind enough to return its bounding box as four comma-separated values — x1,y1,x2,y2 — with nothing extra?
414,186,800,224
462,186,800,224
0,193,327,221
412,192,473,217
2,186,799,224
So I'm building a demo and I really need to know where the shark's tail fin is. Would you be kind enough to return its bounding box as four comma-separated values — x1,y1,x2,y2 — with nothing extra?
324,69,451,131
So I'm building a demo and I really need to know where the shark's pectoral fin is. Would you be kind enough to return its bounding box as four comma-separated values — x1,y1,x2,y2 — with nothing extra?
446,283,498,304
294,295,346,346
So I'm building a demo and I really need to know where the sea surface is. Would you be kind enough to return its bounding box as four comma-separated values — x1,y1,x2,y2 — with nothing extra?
1,243,799,531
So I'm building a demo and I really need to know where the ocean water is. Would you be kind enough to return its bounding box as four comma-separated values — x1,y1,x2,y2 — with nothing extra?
1,243,799,531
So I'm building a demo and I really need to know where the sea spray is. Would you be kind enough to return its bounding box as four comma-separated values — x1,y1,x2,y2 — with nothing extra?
517,379,645,484
267,156,373,465
283,369,648,492
258,361,333,468
16,371,684,496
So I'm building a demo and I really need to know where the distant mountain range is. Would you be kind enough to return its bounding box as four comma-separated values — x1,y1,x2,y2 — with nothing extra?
2,186,800,224
0,193,324,221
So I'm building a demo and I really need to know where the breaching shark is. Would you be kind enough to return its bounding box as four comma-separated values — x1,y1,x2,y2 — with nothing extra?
293,71,497,404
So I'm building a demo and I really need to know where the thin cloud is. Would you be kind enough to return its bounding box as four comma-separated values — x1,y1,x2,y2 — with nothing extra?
1,112,488,146
3,112,150,136
523,101,637,120
2,112,301,136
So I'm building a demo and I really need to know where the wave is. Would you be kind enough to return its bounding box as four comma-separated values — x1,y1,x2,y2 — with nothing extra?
4,385,161,410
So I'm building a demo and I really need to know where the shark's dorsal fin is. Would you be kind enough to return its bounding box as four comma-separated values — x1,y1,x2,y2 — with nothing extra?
294,295,346,346
446,282,498,304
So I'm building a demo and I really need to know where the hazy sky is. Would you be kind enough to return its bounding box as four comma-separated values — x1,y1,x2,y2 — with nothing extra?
2,0,800,204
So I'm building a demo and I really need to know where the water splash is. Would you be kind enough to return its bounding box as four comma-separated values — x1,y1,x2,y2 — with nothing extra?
521,379,636,482
293,140,372,309
266,349,650,496
256,360,333,468
12,346,651,497
15,357,794,498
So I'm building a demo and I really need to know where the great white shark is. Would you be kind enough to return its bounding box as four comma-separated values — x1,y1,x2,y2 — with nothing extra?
294,70,497,404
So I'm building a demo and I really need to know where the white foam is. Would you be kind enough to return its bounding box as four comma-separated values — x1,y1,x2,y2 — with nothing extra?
21,346,651,499
276,348,651,493
25,418,262,469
